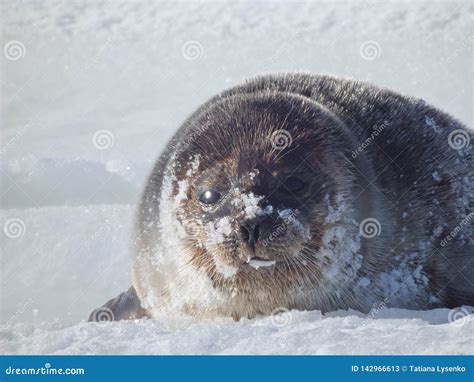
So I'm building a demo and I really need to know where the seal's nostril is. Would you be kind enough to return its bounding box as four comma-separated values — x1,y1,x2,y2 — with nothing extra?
240,225,250,242
240,222,260,245
253,224,260,241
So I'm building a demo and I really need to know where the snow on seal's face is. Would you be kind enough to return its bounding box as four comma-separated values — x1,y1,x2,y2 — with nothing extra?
135,93,363,318
179,160,314,278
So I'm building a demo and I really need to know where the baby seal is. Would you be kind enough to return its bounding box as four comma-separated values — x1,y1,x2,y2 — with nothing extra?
90,73,473,322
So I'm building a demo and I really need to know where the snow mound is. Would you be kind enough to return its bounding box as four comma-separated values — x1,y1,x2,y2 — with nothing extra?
1,308,472,355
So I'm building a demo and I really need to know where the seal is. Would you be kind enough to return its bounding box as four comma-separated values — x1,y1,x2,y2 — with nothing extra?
89,73,473,322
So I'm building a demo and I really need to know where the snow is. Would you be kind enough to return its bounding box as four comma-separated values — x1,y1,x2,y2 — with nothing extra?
207,217,233,244
317,194,363,292
1,0,472,355
1,205,134,325
2,307,473,355
231,191,267,220
212,257,239,279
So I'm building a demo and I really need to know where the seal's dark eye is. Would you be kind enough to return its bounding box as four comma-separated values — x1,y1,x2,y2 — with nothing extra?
283,177,305,193
199,189,221,205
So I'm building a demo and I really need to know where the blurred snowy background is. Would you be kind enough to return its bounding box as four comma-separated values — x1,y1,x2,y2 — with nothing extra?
1,0,472,354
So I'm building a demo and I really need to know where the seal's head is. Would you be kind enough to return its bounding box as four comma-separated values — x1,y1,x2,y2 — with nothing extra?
134,91,364,318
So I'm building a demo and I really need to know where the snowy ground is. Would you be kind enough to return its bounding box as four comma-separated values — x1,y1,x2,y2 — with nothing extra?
1,0,473,354
3,307,474,355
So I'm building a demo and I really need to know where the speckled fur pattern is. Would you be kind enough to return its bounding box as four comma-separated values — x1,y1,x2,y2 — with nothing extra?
91,73,473,321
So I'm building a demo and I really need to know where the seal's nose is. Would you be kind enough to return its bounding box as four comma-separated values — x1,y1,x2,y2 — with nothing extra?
239,221,260,247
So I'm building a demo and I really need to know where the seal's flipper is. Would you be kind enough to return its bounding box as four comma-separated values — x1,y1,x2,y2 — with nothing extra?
88,286,148,322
